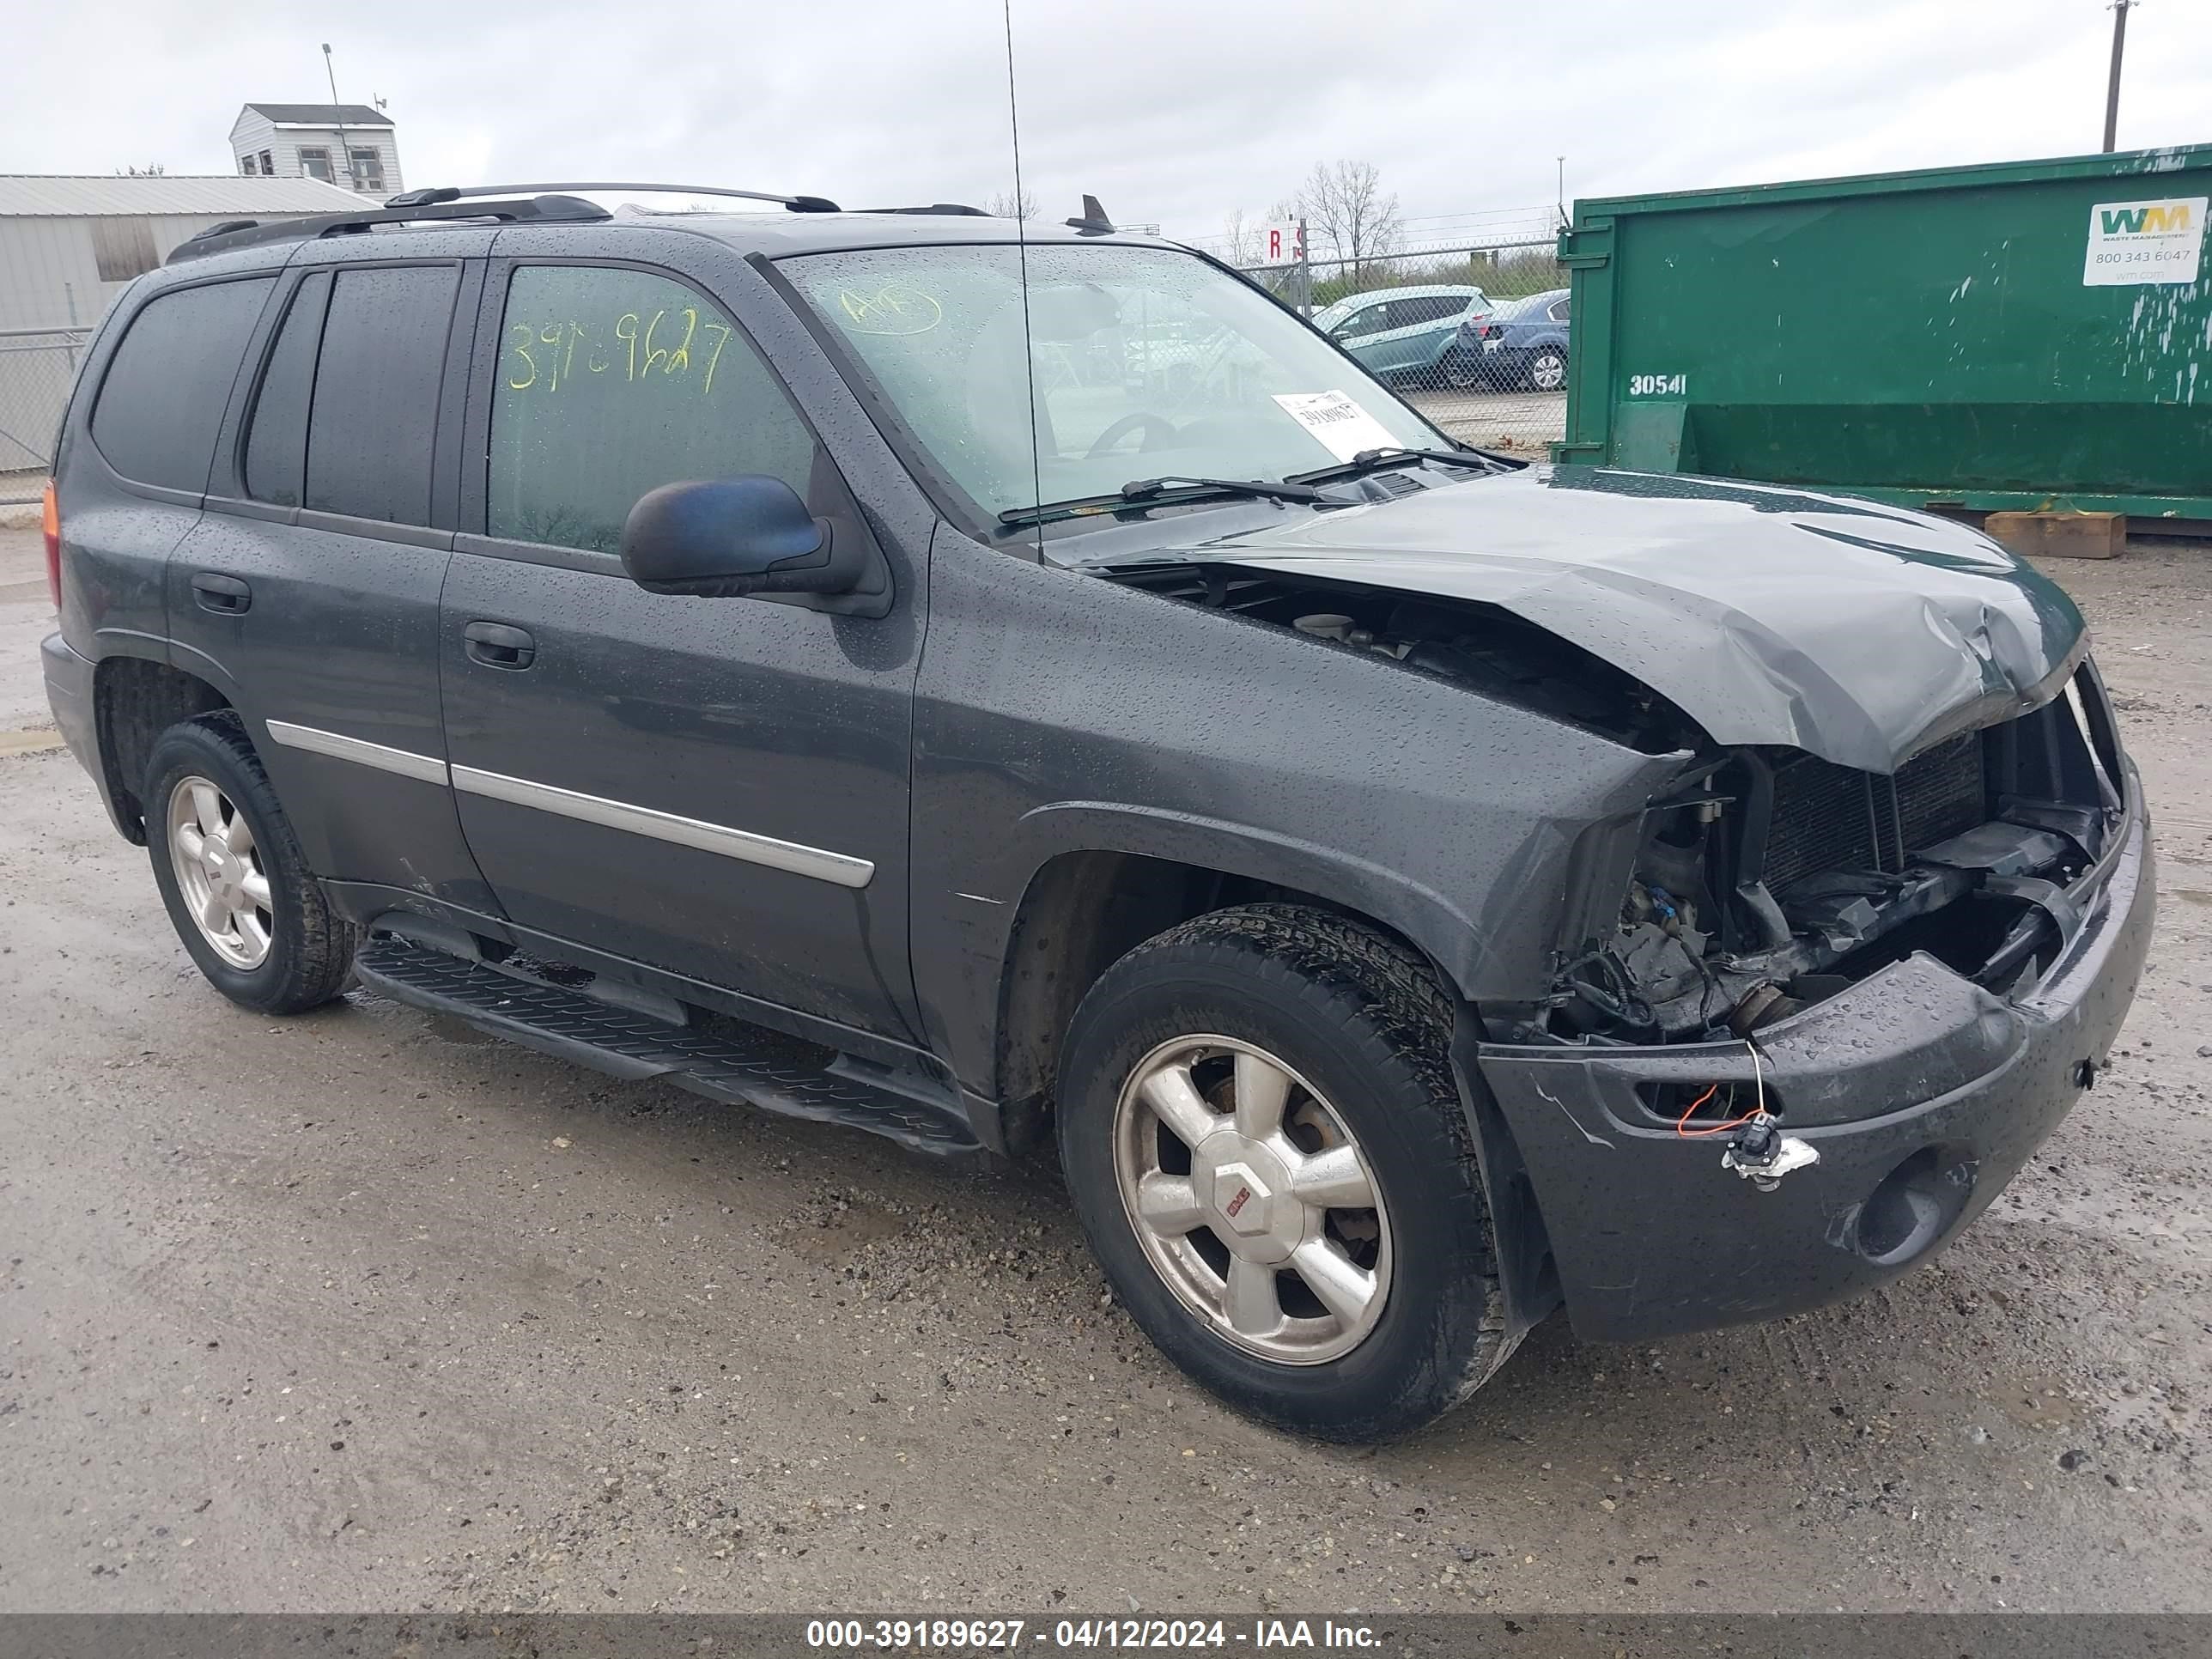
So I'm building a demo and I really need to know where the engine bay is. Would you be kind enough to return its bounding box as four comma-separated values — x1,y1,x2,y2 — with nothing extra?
1097,559,1705,755
1104,559,2130,1055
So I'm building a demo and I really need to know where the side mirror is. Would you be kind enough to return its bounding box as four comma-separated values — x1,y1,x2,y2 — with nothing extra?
620,477,861,599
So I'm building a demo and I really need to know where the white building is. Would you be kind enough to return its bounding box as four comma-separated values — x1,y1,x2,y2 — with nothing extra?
0,174,362,471
0,173,363,330
228,102,403,197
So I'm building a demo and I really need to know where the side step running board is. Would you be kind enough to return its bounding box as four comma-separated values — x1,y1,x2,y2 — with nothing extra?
353,935,982,1157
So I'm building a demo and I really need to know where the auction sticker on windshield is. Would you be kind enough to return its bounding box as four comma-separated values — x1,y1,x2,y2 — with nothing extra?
1273,391,1401,463
2084,198,2206,286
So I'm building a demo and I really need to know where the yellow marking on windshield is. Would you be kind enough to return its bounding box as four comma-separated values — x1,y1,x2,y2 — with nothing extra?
837,283,942,336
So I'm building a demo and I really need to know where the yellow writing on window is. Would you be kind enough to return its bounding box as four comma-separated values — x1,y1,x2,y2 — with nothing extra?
836,283,941,336
503,307,738,397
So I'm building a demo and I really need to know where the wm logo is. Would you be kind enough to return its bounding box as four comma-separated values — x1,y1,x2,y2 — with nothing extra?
2100,203,2194,235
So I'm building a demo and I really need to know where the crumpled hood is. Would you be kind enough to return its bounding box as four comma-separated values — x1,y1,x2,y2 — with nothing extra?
1131,465,2088,774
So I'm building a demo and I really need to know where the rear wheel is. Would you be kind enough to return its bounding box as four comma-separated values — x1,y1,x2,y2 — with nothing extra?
144,712,356,1014
1057,904,1516,1441
1440,349,1486,391
1528,347,1568,392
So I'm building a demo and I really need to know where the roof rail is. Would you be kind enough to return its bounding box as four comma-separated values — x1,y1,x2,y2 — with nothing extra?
166,193,612,264
386,182,842,213
854,203,990,216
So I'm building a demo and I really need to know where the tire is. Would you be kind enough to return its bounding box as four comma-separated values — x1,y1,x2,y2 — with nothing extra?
143,711,357,1015
1528,347,1567,393
1056,903,1515,1441
1439,349,1485,391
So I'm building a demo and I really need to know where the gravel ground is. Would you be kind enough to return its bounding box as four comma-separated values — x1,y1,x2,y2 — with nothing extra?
1402,387,1565,453
0,526,2207,1615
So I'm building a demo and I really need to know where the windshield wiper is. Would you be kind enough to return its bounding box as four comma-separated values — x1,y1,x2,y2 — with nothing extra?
1285,446,1514,485
1000,475,1326,529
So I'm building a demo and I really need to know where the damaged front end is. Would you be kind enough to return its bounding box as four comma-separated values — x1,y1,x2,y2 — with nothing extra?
1518,663,2131,1054
1475,663,2152,1342
1081,468,2152,1344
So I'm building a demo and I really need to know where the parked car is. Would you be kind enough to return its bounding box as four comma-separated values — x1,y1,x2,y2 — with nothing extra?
41,185,2151,1443
1310,284,1491,388
1463,286,1571,391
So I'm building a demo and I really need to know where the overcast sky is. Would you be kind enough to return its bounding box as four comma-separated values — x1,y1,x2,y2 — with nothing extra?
9,0,2209,250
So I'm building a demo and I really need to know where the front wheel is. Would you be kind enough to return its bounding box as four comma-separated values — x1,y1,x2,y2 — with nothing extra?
1057,904,1516,1441
143,711,357,1014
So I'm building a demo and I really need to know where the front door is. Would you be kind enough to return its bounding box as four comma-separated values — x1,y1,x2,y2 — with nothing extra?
437,257,923,1042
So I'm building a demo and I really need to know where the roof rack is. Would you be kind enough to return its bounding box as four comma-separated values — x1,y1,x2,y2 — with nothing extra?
167,192,612,264
854,203,989,216
385,182,842,213
161,183,994,268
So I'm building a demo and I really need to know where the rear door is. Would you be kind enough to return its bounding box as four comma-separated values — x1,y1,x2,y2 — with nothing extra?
167,244,498,910
436,247,924,1042
63,272,276,706
1368,295,1464,374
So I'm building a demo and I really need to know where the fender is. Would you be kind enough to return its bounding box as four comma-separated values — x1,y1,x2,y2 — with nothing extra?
1015,799,1490,991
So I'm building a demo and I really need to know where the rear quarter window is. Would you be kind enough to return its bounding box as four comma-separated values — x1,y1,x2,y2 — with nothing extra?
89,276,274,492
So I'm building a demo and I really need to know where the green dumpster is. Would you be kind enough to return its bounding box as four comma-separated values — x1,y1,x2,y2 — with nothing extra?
1553,144,2212,523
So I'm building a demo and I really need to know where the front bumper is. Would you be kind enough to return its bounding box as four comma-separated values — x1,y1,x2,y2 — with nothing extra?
1475,775,2154,1344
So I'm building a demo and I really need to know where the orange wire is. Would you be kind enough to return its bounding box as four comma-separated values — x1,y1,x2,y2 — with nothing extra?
1674,1081,1765,1138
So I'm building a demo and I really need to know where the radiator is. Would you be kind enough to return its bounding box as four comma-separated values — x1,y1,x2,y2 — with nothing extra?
1762,732,1988,893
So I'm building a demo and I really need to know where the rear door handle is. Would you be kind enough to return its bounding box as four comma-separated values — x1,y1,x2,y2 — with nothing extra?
464,620,536,670
191,572,252,614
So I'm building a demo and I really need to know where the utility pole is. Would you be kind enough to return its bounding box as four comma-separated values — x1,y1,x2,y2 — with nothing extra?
1556,156,1567,232
323,44,354,191
2103,1,2135,153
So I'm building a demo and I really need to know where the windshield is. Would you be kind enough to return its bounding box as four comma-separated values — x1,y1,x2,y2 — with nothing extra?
782,243,1450,523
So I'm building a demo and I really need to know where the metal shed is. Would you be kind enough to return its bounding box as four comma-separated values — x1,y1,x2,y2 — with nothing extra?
0,174,362,475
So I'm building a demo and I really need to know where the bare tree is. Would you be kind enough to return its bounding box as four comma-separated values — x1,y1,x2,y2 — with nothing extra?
1295,160,1401,281
1219,201,1302,268
1219,209,1263,267
985,186,1039,221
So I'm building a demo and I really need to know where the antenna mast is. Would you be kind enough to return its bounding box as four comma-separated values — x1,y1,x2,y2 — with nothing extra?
322,44,355,191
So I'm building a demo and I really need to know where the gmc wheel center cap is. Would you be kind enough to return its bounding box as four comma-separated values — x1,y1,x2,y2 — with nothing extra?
1191,1137,1303,1264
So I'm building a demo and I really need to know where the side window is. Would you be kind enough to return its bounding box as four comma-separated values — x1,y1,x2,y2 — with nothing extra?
487,264,815,553
1551,298,1572,322
90,277,273,492
304,264,460,526
243,272,331,507
1399,295,1462,326
1334,304,1383,340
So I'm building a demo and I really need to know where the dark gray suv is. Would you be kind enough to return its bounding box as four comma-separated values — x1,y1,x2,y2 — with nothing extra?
39,184,2153,1440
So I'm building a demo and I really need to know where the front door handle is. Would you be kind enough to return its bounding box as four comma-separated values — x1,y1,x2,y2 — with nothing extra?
191,572,252,614
464,620,536,670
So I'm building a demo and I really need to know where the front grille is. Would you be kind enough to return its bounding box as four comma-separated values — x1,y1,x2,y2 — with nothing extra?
1761,732,1987,893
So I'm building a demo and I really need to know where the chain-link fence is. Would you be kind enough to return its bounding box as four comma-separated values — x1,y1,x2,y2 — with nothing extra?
0,326,92,499
1235,237,1569,455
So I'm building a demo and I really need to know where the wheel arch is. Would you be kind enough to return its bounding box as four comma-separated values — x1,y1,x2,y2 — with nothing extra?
93,655,235,843
986,803,1494,1139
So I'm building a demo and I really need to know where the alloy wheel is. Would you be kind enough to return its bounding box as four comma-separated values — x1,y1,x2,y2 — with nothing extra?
166,775,274,969
1112,1035,1392,1364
